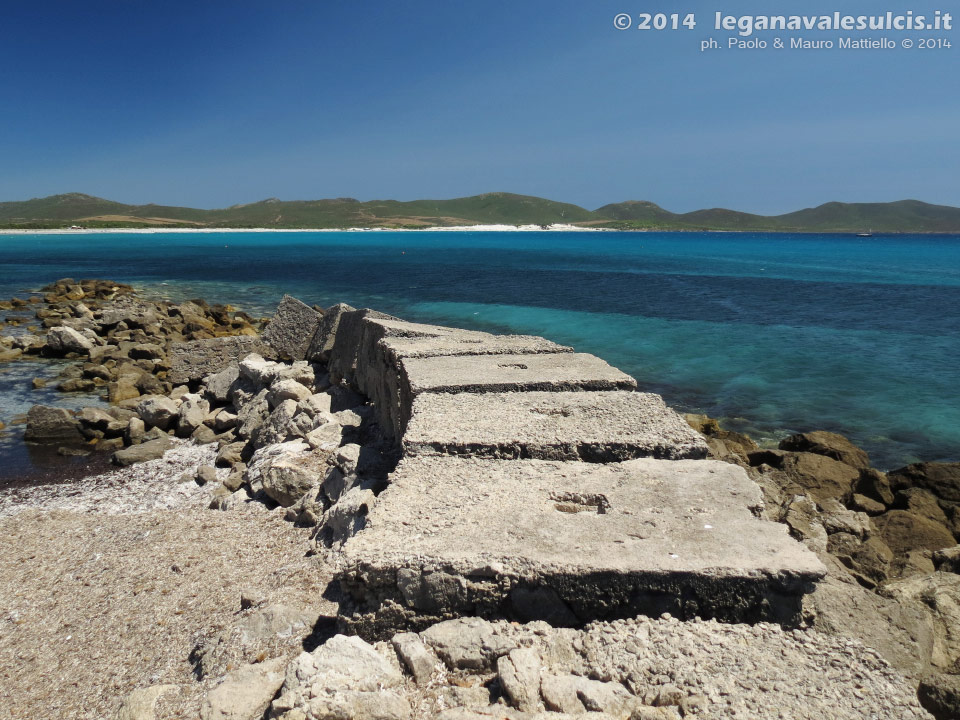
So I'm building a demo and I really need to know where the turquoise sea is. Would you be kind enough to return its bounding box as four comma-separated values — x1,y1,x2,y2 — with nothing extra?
1,230,959,472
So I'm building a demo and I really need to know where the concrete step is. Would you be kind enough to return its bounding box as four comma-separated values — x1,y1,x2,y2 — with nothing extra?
397,352,637,437
337,456,826,639
403,391,708,461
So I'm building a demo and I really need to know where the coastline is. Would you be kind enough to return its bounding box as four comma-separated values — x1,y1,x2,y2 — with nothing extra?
0,223,608,235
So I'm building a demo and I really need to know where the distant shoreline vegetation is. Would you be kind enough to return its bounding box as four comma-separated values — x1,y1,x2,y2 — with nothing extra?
1,192,960,234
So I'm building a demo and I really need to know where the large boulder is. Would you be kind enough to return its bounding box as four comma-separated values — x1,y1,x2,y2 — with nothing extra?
873,510,956,555
111,436,174,466
44,326,94,356
200,658,287,720
137,396,179,431
889,462,960,504
246,440,329,507
883,572,960,671
766,452,861,504
271,634,407,720
261,295,323,361
23,405,86,445
778,430,871,470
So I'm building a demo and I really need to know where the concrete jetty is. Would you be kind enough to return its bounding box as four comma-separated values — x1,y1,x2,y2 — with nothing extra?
258,303,827,638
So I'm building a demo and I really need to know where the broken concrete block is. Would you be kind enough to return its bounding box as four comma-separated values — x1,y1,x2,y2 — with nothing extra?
337,456,825,639
262,295,323,361
403,391,708,461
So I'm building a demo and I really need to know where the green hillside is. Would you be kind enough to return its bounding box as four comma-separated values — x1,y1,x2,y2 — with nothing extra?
1,192,959,233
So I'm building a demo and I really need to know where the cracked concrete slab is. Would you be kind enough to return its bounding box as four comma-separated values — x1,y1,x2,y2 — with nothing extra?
403,391,708,461
396,352,637,437
344,316,573,440
337,456,826,639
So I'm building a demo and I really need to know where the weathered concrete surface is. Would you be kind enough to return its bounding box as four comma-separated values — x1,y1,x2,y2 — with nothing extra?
261,294,323,361
306,302,355,362
168,336,274,385
337,456,826,639
354,318,574,440
326,308,400,385
403,391,708,461
396,352,637,438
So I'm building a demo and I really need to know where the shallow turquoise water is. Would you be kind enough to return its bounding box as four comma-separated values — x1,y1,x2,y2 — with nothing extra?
1,230,958,469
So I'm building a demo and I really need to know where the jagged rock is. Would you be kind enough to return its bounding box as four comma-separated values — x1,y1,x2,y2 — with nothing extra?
23,405,85,445
805,554,936,678
299,392,332,417
252,399,307,449
270,634,408,720
210,487,251,511
883,572,960,671
44,326,94,355
115,684,179,720
933,546,960,574
890,551,937,580
111,436,173,466
194,464,218,486
768,452,862,504
849,493,886,515
874,510,955,555
200,658,286,720
128,343,164,360
262,295,323,361
818,498,873,539
827,533,893,587
176,394,208,437
919,672,960,720
237,389,270,439
497,647,541,711
895,488,952,527
391,632,439,685
193,604,321,679
137,396,179,430
778,431,871,470
125,416,146,445
889,462,960,504
685,413,759,461
784,495,828,551
216,441,247,468
213,409,238,432
420,618,516,672
267,378,313,408
203,363,240,404
317,486,376,547
305,421,342,452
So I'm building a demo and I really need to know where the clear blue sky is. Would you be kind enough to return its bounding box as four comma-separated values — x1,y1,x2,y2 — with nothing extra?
1,0,957,213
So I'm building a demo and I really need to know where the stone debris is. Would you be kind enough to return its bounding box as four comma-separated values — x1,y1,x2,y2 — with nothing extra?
266,616,930,720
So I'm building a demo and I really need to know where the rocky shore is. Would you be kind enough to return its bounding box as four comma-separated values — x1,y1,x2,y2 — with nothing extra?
0,280,958,719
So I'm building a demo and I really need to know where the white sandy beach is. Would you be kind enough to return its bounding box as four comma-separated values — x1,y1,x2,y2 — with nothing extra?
0,223,607,236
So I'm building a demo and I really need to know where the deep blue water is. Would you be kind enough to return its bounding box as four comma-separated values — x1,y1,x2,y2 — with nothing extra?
1,229,958,470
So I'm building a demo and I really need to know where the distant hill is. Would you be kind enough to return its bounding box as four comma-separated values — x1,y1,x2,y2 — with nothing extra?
1,192,959,233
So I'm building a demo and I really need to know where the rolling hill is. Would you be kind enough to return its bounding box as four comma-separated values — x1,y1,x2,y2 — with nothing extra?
1,192,959,233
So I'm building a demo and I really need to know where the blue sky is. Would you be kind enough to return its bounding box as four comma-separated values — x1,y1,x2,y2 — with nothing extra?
1,0,957,213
